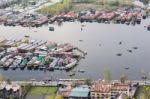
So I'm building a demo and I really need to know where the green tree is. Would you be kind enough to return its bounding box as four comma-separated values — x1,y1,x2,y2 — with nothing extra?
22,0,29,8
38,0,73,14
103,68,111,83
6,78,12,84
143,86,150,98
85,78,92,85
120,73,128,83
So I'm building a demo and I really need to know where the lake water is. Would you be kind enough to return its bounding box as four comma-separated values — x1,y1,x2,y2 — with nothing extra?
0,18,150,81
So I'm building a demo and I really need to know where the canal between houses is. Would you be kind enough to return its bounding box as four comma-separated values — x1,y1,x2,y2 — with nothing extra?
0,18,150,81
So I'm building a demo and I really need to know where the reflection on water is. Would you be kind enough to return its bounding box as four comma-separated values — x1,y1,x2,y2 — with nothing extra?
0,18,150,81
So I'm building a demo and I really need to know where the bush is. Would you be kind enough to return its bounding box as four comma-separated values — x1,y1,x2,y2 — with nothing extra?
108,1,119,6
38,0,73,14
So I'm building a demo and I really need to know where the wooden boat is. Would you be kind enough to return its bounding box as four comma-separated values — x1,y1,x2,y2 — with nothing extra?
49,27,54,31
124,67,129,70
147,25,150,31
49,58,59,71
65,59,77,70
10,56,23,70
68,71,76,76
78,69,85,73
19,57,28,70
27,57,37,69
0,57,7,65
133,47,138,50
116,53,122,56
33,60,40,69
39,66,46,70
136,13,142,24
79,40,83,42
3,58,14,69
127,50,132,53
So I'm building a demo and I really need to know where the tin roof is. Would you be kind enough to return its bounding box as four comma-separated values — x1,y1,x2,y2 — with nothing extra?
69,85,89,97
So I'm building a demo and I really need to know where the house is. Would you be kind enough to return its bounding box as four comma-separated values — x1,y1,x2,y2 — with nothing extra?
111,83,130,97
69,85,90,99
90,80,130,99
57,83,72,98
90,81,111,99
0,82,21,99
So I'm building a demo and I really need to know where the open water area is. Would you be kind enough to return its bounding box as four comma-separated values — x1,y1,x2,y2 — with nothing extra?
0,18,150,81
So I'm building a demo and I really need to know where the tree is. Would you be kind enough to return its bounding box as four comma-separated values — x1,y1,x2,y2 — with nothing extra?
142,0,150,5
140,69,148,85
143,86,150,98
40,5,49,14
0,73,3,84
120,73,128,83
85,78,92,85
123,94,128,99
6,78,12,84
22,0,29,8
103,68,111,83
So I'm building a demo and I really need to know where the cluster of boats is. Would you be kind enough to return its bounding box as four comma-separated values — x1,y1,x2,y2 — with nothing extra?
0,36,86,71
0,0,19,8
0,0,52,27
0,6,149,28
0,13,49,27
50,7,150,25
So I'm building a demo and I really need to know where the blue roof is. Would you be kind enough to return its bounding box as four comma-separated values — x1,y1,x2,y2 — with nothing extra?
69,85,89,97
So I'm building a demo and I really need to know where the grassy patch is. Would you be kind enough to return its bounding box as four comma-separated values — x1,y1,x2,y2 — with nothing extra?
133,86,150,99
38,0,73,14
29,86,57,95
45,95,55,99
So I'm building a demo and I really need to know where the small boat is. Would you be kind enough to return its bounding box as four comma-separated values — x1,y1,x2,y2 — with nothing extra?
104,21,110,24
147,25,150,31
119,41,122,45
65,59,77,70
24,35,30,38
127,50,132,53
79,40,83,42
27,57,37,69
116,53,122,56
125,22,130,25
3,58,14,69
68,71,75,76
124,67,129,70
19,58,28,70
39,66,46,70
133,47,138,50
12,56,23,69
33,60,40,70
0,57,7,65
78,69,85,73
49,27,54,31
10,65,17,70
81,24,86,27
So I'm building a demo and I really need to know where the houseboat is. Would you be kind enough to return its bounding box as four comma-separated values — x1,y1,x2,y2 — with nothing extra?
65,59,77,70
